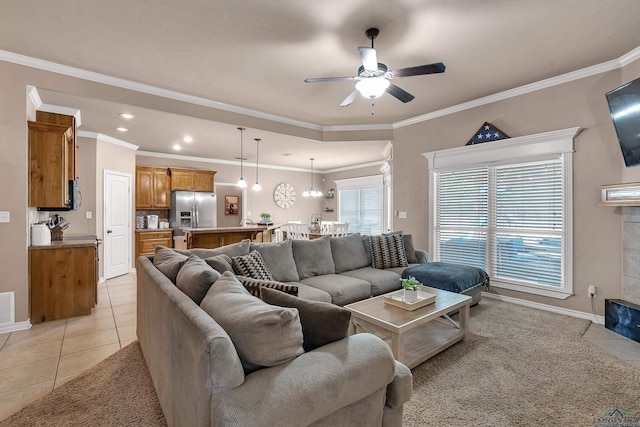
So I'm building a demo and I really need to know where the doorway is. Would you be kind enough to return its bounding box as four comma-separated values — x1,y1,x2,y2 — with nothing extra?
104,170,131,279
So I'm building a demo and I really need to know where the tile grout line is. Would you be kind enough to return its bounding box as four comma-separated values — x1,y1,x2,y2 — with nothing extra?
106,279,124,349
52,319,68,390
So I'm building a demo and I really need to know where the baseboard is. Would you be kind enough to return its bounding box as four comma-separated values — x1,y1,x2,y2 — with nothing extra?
99,276,106,284
482,292,605,324
0,319,32,334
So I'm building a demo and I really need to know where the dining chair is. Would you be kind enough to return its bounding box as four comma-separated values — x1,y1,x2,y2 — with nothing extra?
320,221,335,235
286,223,309,240
332,222,349,237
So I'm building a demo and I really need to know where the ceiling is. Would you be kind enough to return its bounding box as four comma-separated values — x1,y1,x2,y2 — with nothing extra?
3,0,640,170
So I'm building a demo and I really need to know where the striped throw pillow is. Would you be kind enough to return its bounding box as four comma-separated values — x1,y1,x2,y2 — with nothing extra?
369,234,408,269
236,276,299,298
232,251,274,281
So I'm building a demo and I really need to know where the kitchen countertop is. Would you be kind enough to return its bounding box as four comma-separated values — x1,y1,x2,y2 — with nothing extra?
29,235,99,250
183,225,268,234
136,228,173,232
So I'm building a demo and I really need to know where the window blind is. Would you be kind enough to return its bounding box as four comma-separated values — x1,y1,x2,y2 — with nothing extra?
339,186,382,235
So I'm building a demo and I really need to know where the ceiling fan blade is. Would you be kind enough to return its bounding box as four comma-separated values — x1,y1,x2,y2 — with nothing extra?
339,89,360,107
358,47,378,72
390,62,446,78
386,84,415,103
305,76,358,83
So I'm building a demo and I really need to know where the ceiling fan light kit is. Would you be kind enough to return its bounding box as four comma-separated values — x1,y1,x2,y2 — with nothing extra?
305,27,445,114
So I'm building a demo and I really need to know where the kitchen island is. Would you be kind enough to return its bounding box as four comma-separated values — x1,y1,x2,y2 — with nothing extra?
183,225,271,249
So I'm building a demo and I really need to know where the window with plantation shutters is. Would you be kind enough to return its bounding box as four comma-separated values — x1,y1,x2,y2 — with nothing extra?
335,175,383,235
425,127,579,299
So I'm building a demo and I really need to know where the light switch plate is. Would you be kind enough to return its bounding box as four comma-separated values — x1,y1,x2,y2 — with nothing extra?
399,211,407,219
0,211,10,223
86,211,92,219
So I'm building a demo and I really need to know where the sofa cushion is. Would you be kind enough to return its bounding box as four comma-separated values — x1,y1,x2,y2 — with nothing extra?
236,276,298,298
330,233,370,273
260,287,351,352
175,239,251,259
369,235,408,269
232,251,274,281
176,255,221,304
283,282,333,303
200,272,304,373
250,240,299,282
153,246,188,283
204,254,234,274
300,274,371,306
341,267,402,296
292,236,336,280
384,231,418,264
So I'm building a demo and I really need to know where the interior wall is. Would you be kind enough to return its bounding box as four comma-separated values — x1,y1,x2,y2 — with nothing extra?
393,66,640,315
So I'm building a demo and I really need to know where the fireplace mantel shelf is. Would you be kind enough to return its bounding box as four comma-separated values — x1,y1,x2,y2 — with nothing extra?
600,182,640,206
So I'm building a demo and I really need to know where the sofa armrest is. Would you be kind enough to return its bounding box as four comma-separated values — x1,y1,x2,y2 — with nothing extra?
213,333,397,427
415,249,429,263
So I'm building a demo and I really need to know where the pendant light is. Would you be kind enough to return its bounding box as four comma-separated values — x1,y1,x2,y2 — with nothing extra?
252,138,262,191
302,158,323,197
236,127,247,188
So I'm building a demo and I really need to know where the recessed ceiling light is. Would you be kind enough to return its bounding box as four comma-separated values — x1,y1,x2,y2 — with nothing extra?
183,136,193,143
173,144,181,150
119,113,135,119
116,127,128,132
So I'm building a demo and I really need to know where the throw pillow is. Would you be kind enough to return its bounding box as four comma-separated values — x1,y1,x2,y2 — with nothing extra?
200,272,304,373
383,231,418,264
236,276,298,298
369,234,408,269
176,255,221,304
260,287,351,352
329,232,369,273
232,251,274,281
291,236,336,280
204,254,234,274
153,246,188,283
249,240,300,282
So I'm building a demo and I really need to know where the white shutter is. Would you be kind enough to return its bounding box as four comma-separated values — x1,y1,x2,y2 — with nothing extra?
435,167,488,269
490,159,563,287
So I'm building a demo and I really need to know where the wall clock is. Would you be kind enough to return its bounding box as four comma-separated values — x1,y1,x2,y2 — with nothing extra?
274,182,296,209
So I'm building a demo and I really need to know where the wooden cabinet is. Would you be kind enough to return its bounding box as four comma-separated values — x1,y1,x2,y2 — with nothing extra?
170,167,216,192
29,245,97,324
136,166,171,209
136,230,173,258
36,111,78,180
28,121,74,208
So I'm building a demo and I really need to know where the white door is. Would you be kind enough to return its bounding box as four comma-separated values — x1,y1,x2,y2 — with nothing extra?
104,170,131,279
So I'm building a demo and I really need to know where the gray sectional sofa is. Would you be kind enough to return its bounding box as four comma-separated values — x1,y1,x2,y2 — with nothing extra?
137,232,420,427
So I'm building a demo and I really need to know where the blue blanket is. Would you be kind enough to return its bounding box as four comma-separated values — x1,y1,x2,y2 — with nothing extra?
402,263,490,294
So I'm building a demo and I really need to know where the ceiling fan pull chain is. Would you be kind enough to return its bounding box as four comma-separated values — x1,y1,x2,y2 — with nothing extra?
370,97,375,115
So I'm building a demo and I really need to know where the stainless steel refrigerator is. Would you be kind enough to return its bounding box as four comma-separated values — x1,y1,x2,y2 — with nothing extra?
170,191,217,236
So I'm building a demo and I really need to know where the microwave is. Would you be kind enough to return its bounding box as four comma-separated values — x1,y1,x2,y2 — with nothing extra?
38,180,79,211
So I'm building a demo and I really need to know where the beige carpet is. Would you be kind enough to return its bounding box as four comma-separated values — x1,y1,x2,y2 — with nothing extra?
2,299,639,426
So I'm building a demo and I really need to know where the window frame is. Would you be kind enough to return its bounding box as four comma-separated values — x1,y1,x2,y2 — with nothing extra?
423,127,580,299
335,175,384,235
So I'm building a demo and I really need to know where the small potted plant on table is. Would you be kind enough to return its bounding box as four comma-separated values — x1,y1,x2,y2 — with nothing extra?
260,212,272,223
401,276,421,302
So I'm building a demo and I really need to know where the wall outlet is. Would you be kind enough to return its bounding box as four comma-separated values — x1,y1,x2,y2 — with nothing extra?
588,285,596,298
0,211,9,223
85,211,92,219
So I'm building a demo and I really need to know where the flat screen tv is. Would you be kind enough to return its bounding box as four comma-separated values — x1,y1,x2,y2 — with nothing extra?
606,76,640,167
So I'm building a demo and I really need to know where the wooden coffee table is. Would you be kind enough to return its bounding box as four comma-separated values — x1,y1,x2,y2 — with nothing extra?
345,287,472,368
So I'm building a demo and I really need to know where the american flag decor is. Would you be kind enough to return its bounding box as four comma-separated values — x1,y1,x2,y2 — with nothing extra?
466,122,510,146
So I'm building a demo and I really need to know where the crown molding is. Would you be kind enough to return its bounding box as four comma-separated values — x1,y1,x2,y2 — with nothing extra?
27,86,82,125
79,131,139,151
6,46,640,134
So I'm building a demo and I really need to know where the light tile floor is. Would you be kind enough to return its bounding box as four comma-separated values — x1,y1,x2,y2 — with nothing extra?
0,273,137,421
1,277,639,422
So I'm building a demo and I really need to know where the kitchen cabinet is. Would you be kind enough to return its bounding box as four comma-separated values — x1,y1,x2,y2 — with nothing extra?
136,166,171,209
170,167,216,192
136,230,173,258
29,243,97,324
28,120,74,208
36,111,78,180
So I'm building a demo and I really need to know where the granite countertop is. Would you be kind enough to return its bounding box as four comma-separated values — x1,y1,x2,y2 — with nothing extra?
29,235,99,250
183,225,268,234
136,228,173,232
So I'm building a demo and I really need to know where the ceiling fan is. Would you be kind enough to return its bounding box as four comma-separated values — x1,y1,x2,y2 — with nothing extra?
305,28,446,113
